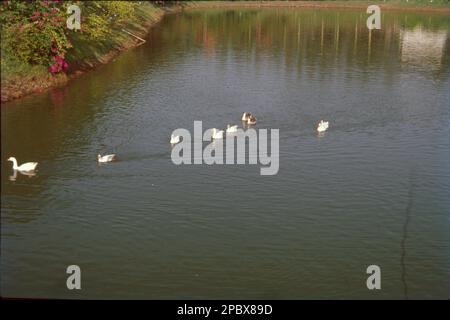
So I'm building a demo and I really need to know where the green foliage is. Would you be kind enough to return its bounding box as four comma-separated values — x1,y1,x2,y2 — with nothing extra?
76,1,137,41
8,24,55,65
0,0,41,26
5,22,71,66
103,1,135,24
1,0,71,70
64,1,162,67
82,12,110,40
0,0,158,77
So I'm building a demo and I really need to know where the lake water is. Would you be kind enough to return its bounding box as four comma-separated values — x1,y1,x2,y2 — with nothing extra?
1,8,449,299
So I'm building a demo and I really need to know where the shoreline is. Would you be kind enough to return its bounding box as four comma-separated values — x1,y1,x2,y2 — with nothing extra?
1,1,449,104
183,1,450,14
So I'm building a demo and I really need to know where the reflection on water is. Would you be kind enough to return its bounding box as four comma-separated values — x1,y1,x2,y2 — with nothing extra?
158,9,449,76
8,170,37,182
400,28,447,69
1,9,449,299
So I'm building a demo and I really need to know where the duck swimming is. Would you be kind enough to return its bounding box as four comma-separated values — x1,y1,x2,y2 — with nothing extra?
317,120,329,133
226,124,238,134
7,157,38,172
97,154,116,163
170,134,181,144
211,128,224,139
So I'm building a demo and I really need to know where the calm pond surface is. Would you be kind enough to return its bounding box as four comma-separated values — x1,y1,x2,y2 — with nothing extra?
1,9,449,299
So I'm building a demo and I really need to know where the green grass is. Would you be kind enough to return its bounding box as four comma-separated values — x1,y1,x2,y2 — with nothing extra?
65,3,163,69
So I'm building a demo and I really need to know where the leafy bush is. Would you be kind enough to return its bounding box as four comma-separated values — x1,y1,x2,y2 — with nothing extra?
77,1,136,40
1,1,148,75
1,1,71,73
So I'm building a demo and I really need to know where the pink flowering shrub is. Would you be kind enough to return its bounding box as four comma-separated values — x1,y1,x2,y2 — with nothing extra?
1,0,71,74
1,1,148,76
49,54,69,74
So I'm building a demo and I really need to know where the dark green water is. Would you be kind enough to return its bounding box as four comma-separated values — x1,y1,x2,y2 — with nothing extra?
1,9,449,299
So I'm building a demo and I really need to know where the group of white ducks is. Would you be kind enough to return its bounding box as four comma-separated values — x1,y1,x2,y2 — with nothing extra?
7,113,329,175
170,112,259,144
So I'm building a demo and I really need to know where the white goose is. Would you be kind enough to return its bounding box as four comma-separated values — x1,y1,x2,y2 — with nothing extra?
317,120,329,133
226,124,238,134
211,128,224,140
170,134,181,144
97,154,116,163
7,157,38,172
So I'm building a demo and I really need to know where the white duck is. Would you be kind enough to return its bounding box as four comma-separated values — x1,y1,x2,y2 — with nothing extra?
242,112,252,121
211,128,224,139
170,134,181,144
317,120,329,133
226,124,238,134
97,154,116,163
7,157,38,172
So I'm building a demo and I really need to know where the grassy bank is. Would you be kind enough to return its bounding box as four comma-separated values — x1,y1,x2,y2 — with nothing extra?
1,1,163,103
